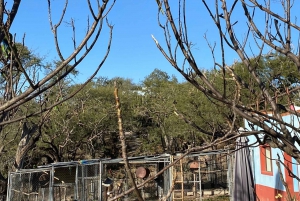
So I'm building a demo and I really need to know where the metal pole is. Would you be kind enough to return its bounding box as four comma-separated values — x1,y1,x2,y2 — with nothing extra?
198,157,202,201
229,155,231,198
6,172,11,201
232,154,235,201
50,166,54,201
75,164,79,200
99,161,102,201
227,151,232,201
42,188,45,201
81,164,85,201
180,158,183,201
170,155,173,201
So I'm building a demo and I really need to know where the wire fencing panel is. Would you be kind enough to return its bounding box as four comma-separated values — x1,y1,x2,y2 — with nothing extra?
101,163,163,200
52,165,78,201
76,163,101,201
7,169,51,201
172,156,201,200
6,151,233,201
134,164,159,200
171,152,233,200
198,153,232,198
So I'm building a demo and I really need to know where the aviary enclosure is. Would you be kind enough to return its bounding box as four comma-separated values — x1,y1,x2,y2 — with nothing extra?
6,150,233,201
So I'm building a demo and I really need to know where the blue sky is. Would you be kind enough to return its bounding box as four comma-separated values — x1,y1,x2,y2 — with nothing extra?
9,1,299,84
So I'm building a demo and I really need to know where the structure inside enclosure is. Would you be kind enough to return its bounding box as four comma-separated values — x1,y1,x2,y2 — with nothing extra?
6,150,233,201
171,150,233,200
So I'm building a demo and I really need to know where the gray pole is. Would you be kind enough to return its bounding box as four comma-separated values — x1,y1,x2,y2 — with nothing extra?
198,157,202,201
50,166,54,201
99,161,103,201
75,164,79,200
6,172,11,201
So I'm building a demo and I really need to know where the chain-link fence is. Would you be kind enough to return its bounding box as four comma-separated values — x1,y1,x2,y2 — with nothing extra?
198,151,233,198
7,162,96,201
7,168,51,201
101,156,172,200
6,150,233,201
171,150,233,200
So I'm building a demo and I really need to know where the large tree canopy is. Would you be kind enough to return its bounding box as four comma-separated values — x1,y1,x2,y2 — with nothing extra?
152,0,300,163
0,0,116,176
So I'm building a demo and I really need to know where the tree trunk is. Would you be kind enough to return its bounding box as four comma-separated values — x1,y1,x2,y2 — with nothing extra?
14,122,38,170
114,83,144,201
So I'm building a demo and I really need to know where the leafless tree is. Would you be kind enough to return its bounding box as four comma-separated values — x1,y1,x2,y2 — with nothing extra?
0,0,115,174
114,83,144,201
152,0,300,164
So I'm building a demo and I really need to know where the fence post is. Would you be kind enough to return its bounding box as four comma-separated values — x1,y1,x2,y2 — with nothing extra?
6,172,11,201
75,164,79,200
99,161,102,201
49,166,54,201
198,156,202,201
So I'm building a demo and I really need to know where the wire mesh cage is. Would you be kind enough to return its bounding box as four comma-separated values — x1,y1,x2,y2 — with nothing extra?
8,168,51,201
6,150,233,201
77,163,101,201
171,151,233,200
101,156,171,200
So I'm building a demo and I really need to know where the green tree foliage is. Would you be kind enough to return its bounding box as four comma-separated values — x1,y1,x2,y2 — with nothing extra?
225,54,300,109
0,0,115,195
0,44,45,171
135,69,208,154
13,54,300,166
153,0,300,164
33,77,141,162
